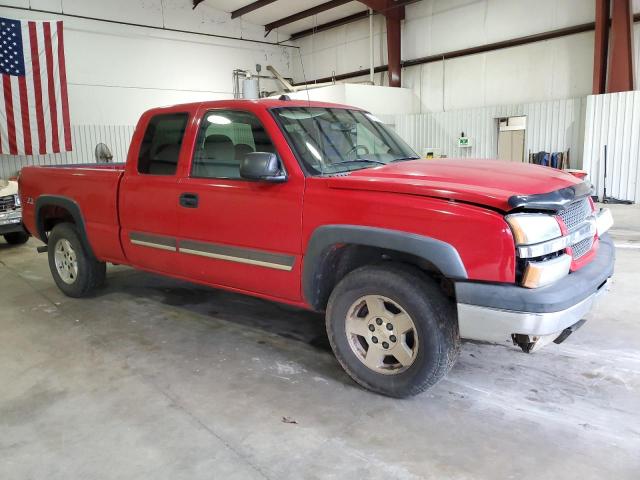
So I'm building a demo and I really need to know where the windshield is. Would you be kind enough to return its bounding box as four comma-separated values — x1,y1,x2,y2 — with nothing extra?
272,107,419,175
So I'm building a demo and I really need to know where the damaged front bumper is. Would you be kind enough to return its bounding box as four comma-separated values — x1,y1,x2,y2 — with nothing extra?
455,234,615,352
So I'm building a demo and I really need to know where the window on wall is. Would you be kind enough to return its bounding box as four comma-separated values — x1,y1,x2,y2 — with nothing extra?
137,113,188,175
191,110,277,179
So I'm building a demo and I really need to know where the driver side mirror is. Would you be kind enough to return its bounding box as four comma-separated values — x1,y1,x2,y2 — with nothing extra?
240,152,286,182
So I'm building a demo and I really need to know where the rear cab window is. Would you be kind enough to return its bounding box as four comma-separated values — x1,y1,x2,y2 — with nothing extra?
137,113,188,175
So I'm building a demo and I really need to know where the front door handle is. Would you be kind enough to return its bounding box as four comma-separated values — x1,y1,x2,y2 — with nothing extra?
179,192,199,208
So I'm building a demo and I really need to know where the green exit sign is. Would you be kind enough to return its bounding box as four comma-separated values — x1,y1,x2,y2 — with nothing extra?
458,137,472,148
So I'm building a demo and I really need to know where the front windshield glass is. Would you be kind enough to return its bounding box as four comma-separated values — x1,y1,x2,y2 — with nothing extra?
272,107,419,175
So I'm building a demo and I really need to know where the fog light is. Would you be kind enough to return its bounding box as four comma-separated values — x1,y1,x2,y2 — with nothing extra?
522,254,572,288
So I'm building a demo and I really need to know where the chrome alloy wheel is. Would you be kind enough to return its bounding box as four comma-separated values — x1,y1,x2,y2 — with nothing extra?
54,239,78,285
345,295,419,375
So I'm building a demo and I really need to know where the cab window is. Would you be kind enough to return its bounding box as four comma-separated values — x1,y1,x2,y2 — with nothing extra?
137,113,188,175
191,110,276,179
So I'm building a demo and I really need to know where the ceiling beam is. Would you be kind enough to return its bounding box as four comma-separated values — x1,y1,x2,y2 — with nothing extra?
288,0,418,40
359,0,405,87
592,0,610,94
265,0,353,33
606,0,634,92
231,0,278,19
289,11,370,40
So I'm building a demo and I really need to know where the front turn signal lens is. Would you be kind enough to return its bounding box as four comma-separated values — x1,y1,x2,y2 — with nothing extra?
522,254,572,288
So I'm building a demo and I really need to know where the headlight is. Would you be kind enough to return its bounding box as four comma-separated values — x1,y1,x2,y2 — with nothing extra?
505,213,561,245
14,194,21,207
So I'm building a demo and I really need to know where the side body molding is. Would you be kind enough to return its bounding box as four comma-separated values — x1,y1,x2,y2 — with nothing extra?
302,225,468,309
34,195,96,258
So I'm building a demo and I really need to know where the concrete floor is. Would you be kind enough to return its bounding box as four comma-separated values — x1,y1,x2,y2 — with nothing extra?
1,204,639,479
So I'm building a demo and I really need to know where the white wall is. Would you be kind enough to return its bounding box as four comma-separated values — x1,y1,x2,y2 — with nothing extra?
293,0,640,114
0,0,296,126
583,91,640,202
272,84,419,115
381,96,587,167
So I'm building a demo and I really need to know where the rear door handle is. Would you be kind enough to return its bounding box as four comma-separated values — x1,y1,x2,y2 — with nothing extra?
179,192,199,208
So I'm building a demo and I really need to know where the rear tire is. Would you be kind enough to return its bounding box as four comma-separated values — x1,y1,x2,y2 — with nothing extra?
326,264,460,398
3,231,29,245
47,223,106,297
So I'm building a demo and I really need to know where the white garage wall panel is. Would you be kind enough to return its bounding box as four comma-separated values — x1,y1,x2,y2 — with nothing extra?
583,92,640,202
382,97,587,166
293,1,640,113
0,124,135,178
0,1,294,125
0,0,296,176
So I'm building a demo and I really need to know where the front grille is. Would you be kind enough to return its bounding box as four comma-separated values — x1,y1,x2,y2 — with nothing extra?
558,198,595,261
571,236,594,259
0,195,16,213
558,198,591,231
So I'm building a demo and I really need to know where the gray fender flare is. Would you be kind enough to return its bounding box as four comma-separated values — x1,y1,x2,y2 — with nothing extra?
302,225,467,309
34,195,96,258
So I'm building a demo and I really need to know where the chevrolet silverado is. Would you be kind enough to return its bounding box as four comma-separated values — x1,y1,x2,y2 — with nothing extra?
19,99,615,397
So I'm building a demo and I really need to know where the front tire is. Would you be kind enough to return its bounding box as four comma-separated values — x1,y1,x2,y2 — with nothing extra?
3,231,29,245
47,223,106,297
326,264,460,398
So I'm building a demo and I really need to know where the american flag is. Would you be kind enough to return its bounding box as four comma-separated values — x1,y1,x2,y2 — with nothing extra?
0,17,71,155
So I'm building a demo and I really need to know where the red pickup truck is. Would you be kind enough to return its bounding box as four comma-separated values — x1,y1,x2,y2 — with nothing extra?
19,99,615,397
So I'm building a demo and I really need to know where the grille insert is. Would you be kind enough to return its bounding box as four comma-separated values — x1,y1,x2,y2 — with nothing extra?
0,195,16,213
559,198,591,231
571,236,594,260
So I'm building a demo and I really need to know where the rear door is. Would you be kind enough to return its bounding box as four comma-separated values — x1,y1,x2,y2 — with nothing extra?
176,107,305,302
119,111,190,274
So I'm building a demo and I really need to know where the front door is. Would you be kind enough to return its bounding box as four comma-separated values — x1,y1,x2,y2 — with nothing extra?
177,107,305,302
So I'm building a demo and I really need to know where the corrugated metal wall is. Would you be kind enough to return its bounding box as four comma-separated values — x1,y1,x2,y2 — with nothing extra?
382,97,587,168
0,124,135,179
583,91,640,202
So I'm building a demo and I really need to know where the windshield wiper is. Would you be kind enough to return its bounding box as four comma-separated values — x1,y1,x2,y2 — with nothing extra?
333,158,387,166
390,156,421,162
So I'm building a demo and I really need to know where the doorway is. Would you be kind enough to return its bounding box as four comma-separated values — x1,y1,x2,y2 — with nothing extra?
497,116,526,162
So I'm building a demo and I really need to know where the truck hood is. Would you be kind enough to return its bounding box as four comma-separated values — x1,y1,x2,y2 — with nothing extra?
0,179,18,196
325,158,582,211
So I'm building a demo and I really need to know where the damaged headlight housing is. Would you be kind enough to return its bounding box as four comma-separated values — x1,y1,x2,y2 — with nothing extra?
506,213,570,288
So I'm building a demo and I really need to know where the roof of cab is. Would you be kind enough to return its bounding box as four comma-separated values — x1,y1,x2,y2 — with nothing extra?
142,98,361,116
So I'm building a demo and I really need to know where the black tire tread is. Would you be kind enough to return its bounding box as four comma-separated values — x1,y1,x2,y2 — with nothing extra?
3,231,30,245
326,263,460,398
47,223,106,297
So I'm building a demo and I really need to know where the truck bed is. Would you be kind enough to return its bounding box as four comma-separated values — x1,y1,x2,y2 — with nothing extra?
20,163,127,263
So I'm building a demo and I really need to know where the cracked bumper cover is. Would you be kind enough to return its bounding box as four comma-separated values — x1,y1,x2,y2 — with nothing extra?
455,234,615,343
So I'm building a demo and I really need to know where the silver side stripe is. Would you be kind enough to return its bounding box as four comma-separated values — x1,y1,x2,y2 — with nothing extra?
130,239,176,252
179,248,293,271
179,239,295,271
129,232,177,251
129,232,295,271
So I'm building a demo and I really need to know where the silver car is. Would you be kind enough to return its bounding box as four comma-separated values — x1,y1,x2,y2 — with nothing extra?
0,179,29,245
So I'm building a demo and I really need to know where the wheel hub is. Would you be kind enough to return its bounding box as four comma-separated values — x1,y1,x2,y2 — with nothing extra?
54,239,78,285
368,317,397,350
344,295,419,375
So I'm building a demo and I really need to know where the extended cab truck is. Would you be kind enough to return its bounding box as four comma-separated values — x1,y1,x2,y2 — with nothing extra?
19,99,615,397
0,179,29,245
